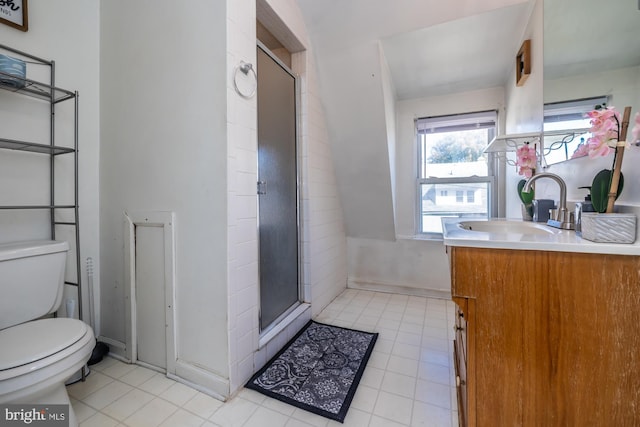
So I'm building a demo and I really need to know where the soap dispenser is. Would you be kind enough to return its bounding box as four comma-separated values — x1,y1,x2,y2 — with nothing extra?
575,186,596,236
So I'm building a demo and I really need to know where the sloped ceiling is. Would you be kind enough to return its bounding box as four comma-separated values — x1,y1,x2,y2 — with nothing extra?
382,4,531,99
544,0,640,80
295,0,531,239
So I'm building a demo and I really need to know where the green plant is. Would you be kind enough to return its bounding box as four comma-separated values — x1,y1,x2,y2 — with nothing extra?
590,169,624,213
517,179,534,205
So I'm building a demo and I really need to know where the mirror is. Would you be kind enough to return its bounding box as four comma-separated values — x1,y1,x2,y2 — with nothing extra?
543,0,640,166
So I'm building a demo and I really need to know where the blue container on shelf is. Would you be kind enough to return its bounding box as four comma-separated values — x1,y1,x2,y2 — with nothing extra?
0,54,27,89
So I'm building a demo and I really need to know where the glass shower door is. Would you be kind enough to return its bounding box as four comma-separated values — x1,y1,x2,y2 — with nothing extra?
257,45,300,332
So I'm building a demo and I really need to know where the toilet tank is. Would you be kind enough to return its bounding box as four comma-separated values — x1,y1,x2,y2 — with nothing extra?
0,240,69,330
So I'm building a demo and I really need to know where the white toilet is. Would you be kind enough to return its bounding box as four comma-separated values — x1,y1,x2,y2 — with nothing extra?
0,240,95,427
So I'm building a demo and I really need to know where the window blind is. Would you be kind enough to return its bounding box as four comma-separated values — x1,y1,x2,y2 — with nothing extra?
416,110,497,134
544,96,608,123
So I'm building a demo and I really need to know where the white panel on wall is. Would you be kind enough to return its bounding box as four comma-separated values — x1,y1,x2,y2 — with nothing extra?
135,225,167,370
124,211,177,377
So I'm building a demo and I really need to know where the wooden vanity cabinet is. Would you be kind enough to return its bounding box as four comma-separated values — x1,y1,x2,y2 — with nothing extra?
448,246,640,427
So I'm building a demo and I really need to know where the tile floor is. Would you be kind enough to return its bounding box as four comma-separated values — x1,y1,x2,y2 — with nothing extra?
68,289,459,427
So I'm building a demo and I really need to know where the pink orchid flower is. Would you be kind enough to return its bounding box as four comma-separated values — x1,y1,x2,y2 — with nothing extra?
631,112,640,145
587,135,613,158
518,166,534,178
571,142,590,159
515,144,536,177
585,106,621,157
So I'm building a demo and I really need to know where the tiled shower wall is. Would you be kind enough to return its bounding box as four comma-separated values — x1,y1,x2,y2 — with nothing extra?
299,51,349,316
225,0,348,395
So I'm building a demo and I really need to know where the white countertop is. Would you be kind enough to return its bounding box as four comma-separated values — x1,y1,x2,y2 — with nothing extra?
441,217,640,256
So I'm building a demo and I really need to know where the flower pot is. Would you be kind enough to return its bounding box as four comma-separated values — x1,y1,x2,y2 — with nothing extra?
521,203,533,221
580,213,636,244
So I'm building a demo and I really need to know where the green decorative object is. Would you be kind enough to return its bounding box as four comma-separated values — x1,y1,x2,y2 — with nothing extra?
517,179,534,220
590,169,624,213
517,179,534,204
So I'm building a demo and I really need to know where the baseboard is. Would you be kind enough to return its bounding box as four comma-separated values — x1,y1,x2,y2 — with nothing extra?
347,278,451,300
174,359,230,401
95,335,228,400
97,335,128,361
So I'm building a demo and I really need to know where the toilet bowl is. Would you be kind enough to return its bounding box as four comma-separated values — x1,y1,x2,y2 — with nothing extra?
0,240,95,427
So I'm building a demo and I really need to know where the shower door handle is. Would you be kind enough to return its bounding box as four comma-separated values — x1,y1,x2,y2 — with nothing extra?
257,181,267,195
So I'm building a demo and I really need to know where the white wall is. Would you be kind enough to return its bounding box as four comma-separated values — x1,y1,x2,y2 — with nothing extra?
0,0,100,326
347,237,451,298
225,0,259,396
100,0,230,396
544,66,639,111
300,50,349,316
503,0,544,218
504,0,543,135
323,45,398,240
379,43,398,230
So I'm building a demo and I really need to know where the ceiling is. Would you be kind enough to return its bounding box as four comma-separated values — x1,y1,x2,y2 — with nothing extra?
297,0,532,100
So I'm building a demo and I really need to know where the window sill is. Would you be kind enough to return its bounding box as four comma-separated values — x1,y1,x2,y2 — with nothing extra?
397,234,444,242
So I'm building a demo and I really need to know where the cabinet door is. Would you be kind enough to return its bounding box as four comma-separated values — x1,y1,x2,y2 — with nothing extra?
452,295,477,427
453,298,472,427
454,338,468,427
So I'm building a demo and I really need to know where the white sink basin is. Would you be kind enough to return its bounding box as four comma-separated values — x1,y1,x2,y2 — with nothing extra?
458,220,560,235
441,217,640,255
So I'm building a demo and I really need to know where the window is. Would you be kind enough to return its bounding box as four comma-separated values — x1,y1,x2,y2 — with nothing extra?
467,190,475,203
543,96,607,165
416,110,496,235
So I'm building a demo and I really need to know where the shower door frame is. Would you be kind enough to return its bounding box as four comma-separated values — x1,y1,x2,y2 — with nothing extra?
256,41,304,336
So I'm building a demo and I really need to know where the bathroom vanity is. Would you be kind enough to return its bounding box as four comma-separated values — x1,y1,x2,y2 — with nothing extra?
442,218,640,427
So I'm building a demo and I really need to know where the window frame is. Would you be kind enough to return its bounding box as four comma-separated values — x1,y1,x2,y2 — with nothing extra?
416,176,495,238
414,110,498,237
542,96,608,165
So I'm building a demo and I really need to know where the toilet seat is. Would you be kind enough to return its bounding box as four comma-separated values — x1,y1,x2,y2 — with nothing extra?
0,318,92,380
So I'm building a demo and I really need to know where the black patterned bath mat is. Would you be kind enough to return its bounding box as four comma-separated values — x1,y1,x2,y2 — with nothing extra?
245,320,378,423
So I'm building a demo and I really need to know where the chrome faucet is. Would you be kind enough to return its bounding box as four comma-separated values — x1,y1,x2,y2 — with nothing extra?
523,172,574,230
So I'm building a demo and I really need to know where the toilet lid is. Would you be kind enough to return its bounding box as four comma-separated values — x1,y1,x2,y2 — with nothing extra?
0,318,89,371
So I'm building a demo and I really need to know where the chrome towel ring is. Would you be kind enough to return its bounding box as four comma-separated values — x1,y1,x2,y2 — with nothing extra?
233,61,257,99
